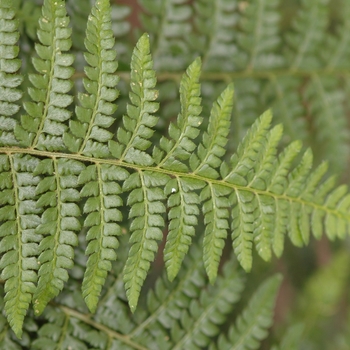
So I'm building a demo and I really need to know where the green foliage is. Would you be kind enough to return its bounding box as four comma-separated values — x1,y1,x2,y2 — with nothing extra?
0,0,22,146
0,0,350,348
64,0,118,157
212,274,282,349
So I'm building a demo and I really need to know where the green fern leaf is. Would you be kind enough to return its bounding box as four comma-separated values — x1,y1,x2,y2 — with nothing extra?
165,84,234,282
235,0,283,70
33,158,84,316
157,57,202,171
15,0,74,150
0,0,22,147
123,171,169,312
267,140,302,256
80,164,129,313
201,183,231,283
216,274,282,349
0,282,38,349
31,306,86,349
2,1,350,341
192,83,233,178
139,0,193,70
110,33,159,166
0,154,41,338
164,177,205,281
249,124,283,260
191,0,237,72
171,260,245,350
286,0,329,70
224,111,274,270
64,0,119,157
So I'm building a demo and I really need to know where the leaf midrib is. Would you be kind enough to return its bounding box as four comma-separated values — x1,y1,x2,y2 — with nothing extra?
1,147,347,223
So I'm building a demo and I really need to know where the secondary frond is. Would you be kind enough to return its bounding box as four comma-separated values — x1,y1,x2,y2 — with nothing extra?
139,0,193,70
64,0,119,157
0,154,41,338
0,283,39,349
0,0,23,147
235,0,283,70
285,0,329,70
123,171,169,312
30,246,248,350
192,0,237,72
2,0,350,341
110,33,159,166
33,158,84,316
80,164,129,313
15,0,75,151
156,57,202,172
164,176,205,281
213,275,282,350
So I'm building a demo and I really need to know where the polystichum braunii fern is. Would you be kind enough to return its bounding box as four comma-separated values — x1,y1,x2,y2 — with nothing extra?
1,0,350,348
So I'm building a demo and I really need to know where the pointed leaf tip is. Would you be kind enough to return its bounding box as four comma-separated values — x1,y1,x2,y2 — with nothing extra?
261,109,273,124
137,32,150,50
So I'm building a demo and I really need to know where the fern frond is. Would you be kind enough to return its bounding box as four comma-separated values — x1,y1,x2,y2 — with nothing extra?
139,0,193,70
26,246,245,349
223,111,273,270
67,0,131,58
0,0,22,146
236,0,283,70
0,284,39,350
191,85,234,280
14,0,74,151
31,306,87,350
216,109,350,271
286,0,329,70
215,274,282,349
33,158,84,316
123,171,169,312
2,0,350,340
192,0,237,72
192,83,233,178
80,164,129,313
171,260,245,350
164,177,204,281
110,33,158,166
0,154,41,338
268,140,303,256
157,57,202,171
64,0,118,157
